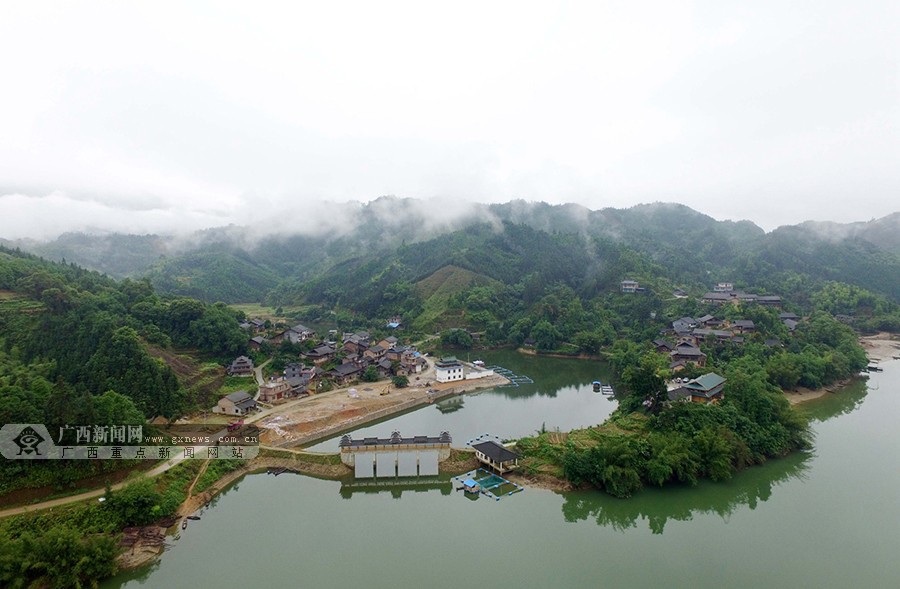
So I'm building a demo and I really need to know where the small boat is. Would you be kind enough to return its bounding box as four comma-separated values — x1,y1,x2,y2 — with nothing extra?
592,381,602,392
187,515,201,521
600,385,615,395
181,519,187,530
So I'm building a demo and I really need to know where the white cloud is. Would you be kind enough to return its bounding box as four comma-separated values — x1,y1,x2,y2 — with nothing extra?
1,0,898,237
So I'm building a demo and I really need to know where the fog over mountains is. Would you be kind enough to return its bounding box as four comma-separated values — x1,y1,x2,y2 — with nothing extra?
3,199,898,308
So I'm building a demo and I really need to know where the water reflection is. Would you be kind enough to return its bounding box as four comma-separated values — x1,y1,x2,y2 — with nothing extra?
798,377,869,422
339,477,452,499
560,451,811,534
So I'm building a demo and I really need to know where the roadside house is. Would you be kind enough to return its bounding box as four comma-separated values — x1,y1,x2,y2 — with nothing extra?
213,390,257,416
258,378,292,403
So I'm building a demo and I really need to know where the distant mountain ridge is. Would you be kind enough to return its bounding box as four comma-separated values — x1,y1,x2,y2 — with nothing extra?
6,200,899,305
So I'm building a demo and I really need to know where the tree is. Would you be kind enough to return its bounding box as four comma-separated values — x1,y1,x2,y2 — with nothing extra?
531,320,560,351
440,329,472,349
392,375,409,388
361,366,379,382
623,352,668,413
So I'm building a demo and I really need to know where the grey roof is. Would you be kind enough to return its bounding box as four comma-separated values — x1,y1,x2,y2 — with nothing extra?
471,440,520,463
667,387,692,402
697,314,715,323
671,345,706,357
331,363,361,376
234,398,258,410
779,312,800,320
339,432,451,448
291,323,313,333
225,390,253,403
733,320,755,329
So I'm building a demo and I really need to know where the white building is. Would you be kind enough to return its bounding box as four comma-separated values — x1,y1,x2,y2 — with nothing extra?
434,357,464,383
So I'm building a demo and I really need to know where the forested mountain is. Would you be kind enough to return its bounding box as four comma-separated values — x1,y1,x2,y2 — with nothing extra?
0,247,248,422
7,200,900,310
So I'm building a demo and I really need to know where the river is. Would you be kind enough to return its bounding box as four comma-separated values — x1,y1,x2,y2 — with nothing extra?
104,355,900,589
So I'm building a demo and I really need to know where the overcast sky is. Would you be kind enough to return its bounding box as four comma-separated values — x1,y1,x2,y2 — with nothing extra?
1,0,898,239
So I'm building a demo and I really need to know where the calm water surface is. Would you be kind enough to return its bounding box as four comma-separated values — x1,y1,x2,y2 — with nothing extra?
104,356,900,589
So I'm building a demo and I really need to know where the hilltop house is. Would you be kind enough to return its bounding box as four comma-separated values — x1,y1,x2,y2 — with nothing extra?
621,280,640,293
227,356,255,376
673,373,726,404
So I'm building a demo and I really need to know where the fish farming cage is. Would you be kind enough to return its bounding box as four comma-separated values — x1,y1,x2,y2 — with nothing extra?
486,365,534,388
454,468,525,501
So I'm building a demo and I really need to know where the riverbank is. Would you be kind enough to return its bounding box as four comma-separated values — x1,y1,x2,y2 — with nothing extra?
783,333,898,405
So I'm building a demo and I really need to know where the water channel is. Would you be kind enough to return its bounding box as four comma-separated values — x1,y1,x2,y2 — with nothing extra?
104,353,900,589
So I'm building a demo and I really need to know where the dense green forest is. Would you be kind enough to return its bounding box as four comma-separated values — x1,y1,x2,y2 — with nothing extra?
12,201,900,308
517,309,868,498
0,247,248,495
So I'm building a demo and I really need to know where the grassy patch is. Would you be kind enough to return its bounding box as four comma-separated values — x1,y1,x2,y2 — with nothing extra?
258,447,343,465
218,375,256,397
194,459,245,493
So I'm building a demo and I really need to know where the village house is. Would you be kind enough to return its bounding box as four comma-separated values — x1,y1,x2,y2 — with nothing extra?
376,358,394,378
471,440,520,474
226,355,255,376
213,390,257,416
732,319,755,333
670,373,727,404
249,335,267,350
285,324,316,344
364,344,386,362
621,280,640,293
756,295,782,307
378,336,399,349
328,362,363,385
653,338,675,353
435,357,464,383
669,342,707,369
248,318,266,332
258,378,292,403
304,344,336,365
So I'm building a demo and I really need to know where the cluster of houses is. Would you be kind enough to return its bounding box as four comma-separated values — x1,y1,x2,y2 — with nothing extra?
656,311,802,372
620,280,783,308
244,322,318,351
300,331,428,386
